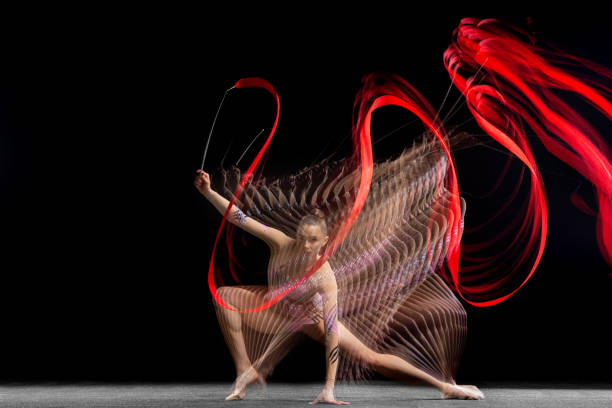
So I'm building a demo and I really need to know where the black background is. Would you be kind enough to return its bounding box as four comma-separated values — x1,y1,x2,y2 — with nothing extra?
1,8,611,383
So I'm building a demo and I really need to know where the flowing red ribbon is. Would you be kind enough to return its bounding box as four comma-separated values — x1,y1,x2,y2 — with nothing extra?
443,17,612,306
208,77,374,312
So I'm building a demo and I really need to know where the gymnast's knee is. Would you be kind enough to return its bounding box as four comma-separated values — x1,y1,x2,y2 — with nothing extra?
351,348,380,367
365,351,381,367
215,286,235,308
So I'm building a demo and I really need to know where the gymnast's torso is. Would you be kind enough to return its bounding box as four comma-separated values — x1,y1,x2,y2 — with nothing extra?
265,257,335,324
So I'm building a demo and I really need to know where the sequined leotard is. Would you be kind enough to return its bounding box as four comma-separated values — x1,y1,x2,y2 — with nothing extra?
266,264,335,327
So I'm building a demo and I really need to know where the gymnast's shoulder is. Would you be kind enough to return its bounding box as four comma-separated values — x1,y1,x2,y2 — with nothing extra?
315,262,337,292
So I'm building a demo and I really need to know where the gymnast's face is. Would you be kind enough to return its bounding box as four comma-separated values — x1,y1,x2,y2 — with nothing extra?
296,224,329,256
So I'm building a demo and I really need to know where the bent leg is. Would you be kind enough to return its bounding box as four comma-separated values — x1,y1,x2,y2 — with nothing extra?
214,285,292,375
215,285,299,400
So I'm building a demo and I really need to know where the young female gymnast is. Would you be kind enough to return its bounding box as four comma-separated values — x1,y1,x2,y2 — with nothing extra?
195,169,484,403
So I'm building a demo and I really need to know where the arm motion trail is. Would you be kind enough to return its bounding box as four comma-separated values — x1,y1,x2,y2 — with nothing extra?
195,169,292,249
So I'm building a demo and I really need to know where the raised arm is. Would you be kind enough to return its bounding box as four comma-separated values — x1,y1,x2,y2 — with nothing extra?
194,170,292,249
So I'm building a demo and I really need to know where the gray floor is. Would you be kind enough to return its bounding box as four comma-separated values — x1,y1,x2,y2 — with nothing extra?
1,382,611,407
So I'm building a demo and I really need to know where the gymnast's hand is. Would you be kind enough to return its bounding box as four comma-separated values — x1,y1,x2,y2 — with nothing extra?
309,387,349,405
194,170,212,196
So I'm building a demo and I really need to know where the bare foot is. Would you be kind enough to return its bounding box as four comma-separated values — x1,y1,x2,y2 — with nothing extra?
441,383,484,400
225,366,266,400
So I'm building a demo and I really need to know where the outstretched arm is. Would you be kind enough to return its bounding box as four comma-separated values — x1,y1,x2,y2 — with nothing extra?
311,270,348,405
194,170,292,249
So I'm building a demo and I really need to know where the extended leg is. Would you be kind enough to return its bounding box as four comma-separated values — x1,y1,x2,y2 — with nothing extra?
302,319,483,400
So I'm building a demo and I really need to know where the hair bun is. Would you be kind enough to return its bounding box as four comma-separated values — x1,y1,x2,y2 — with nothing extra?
311,208,325,219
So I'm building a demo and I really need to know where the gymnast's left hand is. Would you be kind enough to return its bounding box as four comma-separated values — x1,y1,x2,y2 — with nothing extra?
309,388,349,405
